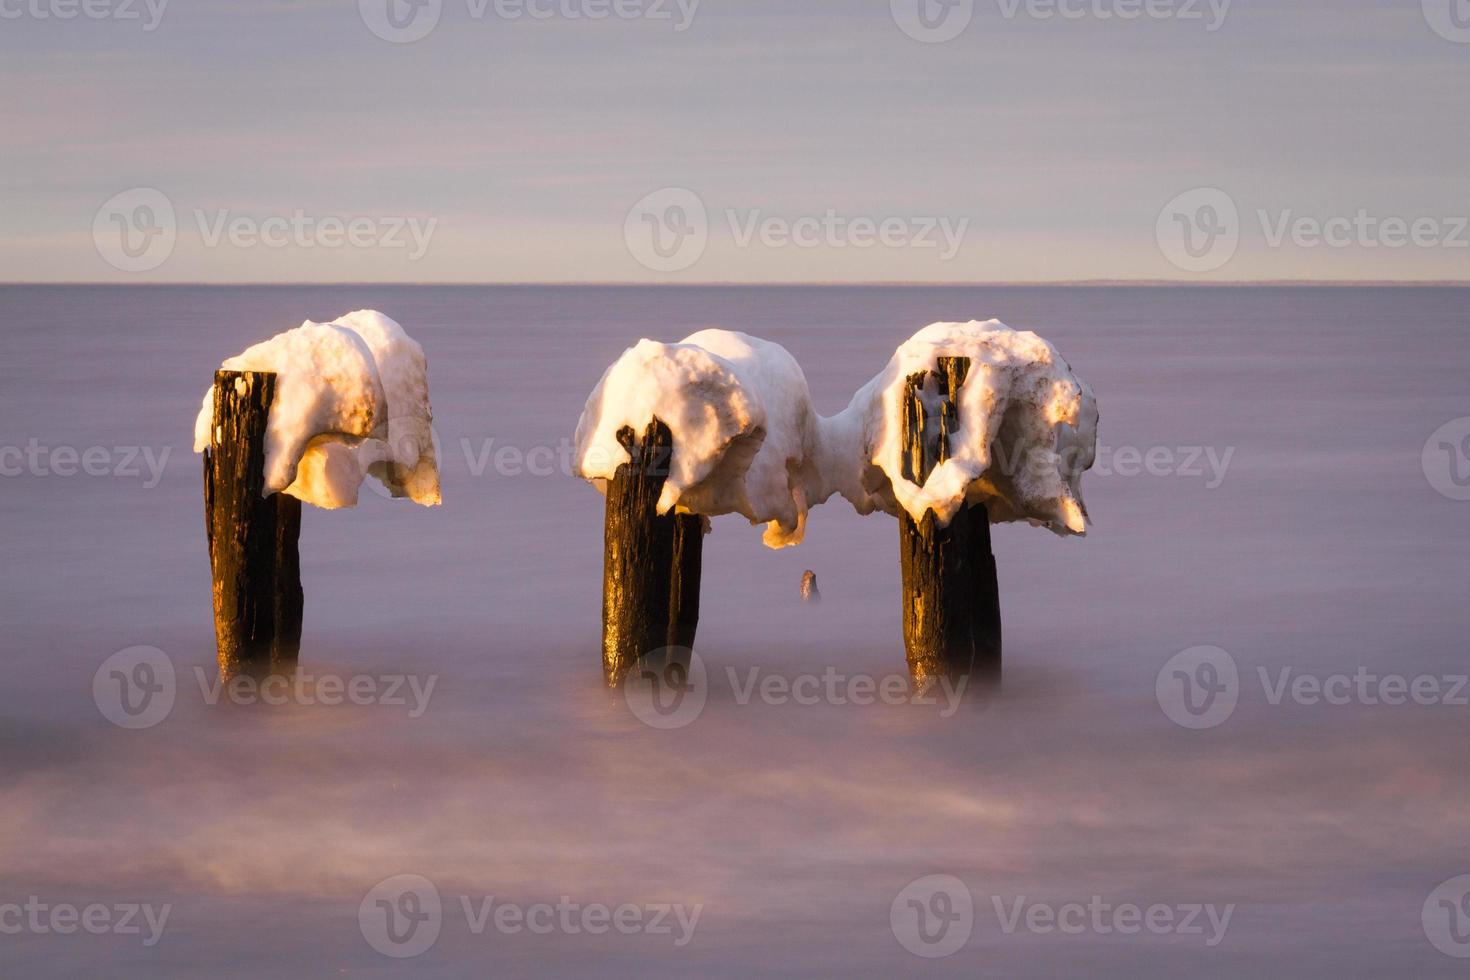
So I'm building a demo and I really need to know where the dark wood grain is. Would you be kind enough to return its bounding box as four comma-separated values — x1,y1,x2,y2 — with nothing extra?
203,370,303,678
601,418,703,685
899,357,1002,682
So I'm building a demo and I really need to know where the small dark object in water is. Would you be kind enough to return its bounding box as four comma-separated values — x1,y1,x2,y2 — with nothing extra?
800,570,820,604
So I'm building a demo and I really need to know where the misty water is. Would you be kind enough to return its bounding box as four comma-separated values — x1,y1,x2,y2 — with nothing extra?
2,285,1467,977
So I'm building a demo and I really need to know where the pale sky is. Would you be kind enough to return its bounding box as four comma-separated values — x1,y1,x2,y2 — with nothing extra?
3,0,1468,282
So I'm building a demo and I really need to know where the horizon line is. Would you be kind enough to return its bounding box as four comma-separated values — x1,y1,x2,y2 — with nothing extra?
4,279,1470,288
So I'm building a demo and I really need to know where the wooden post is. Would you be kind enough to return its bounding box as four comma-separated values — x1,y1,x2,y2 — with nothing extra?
602,418,704,685
203,370,303,677
899,356,1002,682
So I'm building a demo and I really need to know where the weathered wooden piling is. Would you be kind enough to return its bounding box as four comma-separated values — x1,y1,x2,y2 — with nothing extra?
602,418,704,685
899,356,1002,681
203,370,303,677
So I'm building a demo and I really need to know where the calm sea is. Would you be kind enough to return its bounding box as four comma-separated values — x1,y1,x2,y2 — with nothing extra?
1,285,1467,977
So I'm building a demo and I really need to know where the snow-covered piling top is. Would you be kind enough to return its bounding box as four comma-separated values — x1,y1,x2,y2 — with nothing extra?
574,330,821,548
574,320,1096,546
192,310,440,510
830,320,1098,536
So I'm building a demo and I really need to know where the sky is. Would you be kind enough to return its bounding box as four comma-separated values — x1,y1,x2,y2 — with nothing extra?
2,0,1468,283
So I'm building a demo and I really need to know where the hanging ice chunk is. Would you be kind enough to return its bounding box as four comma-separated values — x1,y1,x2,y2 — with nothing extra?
331,310,441,507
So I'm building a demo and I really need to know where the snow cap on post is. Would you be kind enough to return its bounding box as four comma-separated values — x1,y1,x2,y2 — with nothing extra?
573,329,823,548
838,319,1098,535
192,311,441,509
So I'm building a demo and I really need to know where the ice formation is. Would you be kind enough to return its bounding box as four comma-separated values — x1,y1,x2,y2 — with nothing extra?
574,320,1096,546
573,330,823,548
192,311,441,509
825,320,1098,536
